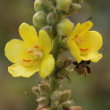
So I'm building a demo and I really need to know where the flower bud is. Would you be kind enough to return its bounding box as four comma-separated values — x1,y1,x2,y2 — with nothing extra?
56,0,72,12
57,19,74,36
71,3,81,12
33,11,47,28
56,57,66,69
47,12,58,25
34,0,43,12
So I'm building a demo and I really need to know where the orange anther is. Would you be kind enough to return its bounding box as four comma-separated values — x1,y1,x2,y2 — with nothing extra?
36,54,40,57
80,48,88,51
28,50,33,53
34,45,39,48
23,59,31,62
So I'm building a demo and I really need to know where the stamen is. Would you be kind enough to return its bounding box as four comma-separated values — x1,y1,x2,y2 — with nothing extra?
75,35,78,38
34,45,39,48
36,54,40,57
80,48,88,51
28,50,33,53
34,51,43,58
23,59,31,62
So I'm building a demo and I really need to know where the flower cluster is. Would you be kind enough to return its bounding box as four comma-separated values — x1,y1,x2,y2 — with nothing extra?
4,0,104,110
4,0,103,79
33,0,82,28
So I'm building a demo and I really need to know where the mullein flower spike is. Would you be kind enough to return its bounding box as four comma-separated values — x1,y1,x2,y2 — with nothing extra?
67,21,103,63
4,0,103,110
5,23,55,78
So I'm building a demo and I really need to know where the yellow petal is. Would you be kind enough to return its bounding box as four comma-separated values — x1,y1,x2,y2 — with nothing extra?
91,53,103,63
5,39,28,63
73,23,80,34
81,52,103,62
67,39,81,63
69,23,80,39
39,54,55,78
39,30,52,54
19,23,39,46
8,64,39,78
79,31,103,51
75,21,93,35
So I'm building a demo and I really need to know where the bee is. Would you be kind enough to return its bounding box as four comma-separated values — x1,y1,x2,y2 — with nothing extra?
73,60,91,76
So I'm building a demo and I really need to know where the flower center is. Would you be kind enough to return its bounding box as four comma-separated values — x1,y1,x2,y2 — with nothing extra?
28,45,44,58
23,45,43,63
73,35,82,45
73,35,89,52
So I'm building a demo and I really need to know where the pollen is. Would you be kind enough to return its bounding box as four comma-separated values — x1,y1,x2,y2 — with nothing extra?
34,51,43,58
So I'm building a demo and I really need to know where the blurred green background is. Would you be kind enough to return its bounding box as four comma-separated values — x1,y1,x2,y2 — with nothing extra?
0,0,110,110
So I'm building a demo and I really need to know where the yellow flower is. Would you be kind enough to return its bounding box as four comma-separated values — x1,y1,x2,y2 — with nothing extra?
5,23,55,78
67,21,103,63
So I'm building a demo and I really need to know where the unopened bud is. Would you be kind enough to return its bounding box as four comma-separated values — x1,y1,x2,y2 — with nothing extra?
57,19,74,36
71,3,81,12
47,12,58,25
56,57,66,69
33,11,47,28
34,0,43,12
56,0,72,12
